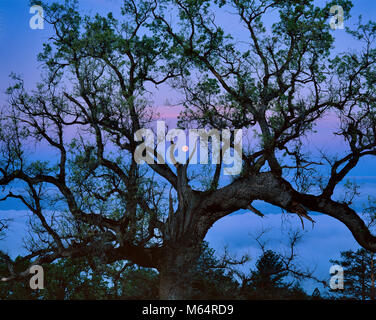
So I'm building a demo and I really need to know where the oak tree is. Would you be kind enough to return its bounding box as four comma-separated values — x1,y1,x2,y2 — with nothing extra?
1,0,376,299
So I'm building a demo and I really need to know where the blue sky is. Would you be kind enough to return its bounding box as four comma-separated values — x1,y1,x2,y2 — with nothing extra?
0,0,376,296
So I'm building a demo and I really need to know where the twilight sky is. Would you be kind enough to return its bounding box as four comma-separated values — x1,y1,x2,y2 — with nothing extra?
0,0,376,296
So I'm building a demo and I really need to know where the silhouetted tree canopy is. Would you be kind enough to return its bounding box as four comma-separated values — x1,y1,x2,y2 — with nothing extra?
0,0,376,299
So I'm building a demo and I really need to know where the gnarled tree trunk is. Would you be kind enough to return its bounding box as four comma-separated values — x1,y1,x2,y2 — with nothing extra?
158,245,201,299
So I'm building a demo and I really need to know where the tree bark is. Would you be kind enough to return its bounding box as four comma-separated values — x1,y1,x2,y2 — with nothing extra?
158,245,201,300
371,254,375,300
